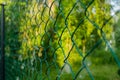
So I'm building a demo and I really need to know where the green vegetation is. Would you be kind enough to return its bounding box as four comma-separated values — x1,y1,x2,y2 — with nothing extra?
0,0,120,80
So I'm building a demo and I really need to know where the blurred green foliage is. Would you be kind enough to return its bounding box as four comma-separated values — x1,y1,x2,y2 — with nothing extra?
0,0,120,80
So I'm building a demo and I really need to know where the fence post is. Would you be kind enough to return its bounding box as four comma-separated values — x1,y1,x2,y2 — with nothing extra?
0,3,5,80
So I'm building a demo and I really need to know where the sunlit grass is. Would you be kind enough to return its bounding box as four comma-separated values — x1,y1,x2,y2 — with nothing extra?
76,64,120,80
34,64,120,80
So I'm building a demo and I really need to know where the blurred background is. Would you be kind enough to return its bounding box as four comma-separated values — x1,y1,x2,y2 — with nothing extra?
0,0,120,80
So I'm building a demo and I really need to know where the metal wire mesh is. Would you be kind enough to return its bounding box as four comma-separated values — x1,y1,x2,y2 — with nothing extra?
0,0,120,80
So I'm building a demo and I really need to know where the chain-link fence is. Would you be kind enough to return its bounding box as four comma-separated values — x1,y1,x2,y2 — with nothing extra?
0,0,120,80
